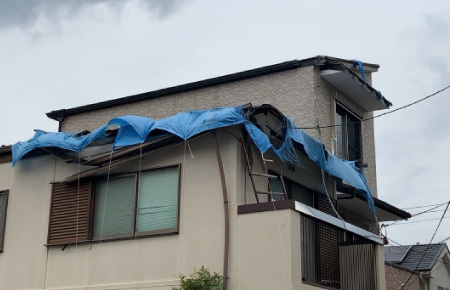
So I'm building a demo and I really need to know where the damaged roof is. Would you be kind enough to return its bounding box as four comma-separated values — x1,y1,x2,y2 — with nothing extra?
15,104,377,211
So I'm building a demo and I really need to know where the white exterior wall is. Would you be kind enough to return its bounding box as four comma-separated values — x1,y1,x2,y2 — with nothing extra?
429,250,450,290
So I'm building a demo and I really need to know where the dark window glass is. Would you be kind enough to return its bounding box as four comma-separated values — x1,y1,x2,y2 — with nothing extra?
336,106,361,161
269,174,315,207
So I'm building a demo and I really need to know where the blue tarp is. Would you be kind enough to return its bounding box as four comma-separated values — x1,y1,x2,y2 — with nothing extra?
12,105,374,211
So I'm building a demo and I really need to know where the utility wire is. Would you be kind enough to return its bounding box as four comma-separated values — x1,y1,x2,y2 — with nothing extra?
383,202,448,227
401,201,450,289
385,215,450,226
292,84,450,130
402,202,448,210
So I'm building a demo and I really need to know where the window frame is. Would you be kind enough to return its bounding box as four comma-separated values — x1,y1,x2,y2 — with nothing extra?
91,164,181,241
335,103,363,162
267,171,317,208
0,189,9,252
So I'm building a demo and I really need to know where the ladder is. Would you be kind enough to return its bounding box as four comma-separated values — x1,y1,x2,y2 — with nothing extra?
241,136,288,203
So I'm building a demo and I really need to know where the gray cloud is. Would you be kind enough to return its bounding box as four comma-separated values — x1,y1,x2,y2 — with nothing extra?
0,0,186,29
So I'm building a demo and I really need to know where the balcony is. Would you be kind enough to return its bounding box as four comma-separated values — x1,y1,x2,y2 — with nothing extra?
237,200,384,289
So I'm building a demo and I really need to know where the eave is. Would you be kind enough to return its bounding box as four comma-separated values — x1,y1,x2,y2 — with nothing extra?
337,192,411,222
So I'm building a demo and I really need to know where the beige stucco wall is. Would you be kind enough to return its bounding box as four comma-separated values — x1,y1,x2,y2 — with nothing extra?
0,130,238,289
0,156,55,289
44,130,238,289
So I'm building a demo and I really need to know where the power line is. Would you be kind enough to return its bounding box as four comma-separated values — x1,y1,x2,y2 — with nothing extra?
387,215,450,226
402,202,449,210
401,201,450,289
385,237,450,288
293,84,450,130
387,237,450,267
383,202,448,227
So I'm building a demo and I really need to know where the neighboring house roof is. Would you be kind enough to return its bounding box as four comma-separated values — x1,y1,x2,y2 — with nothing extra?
385,243,449,272
46,55,392,121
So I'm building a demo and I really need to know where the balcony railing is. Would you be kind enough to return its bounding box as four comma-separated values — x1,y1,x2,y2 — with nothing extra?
301,214,378,290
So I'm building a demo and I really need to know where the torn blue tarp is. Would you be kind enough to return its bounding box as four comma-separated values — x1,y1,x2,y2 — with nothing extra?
353,59,367,82
12,106,247,166
245,119,375,212
12,104,374,211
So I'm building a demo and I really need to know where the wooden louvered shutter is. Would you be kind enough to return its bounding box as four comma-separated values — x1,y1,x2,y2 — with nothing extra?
48,180,92,245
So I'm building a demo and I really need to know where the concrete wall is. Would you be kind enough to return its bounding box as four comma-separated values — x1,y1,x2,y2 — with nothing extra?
236,208,300,290
59,65,379,196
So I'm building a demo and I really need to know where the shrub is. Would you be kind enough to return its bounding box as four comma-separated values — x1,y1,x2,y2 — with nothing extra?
173,266,225,290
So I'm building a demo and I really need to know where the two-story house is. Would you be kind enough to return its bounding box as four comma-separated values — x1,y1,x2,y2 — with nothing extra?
0,56,410,289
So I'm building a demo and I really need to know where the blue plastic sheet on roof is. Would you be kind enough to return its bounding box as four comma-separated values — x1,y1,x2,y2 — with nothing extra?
12,105,374,212
245,119,375,212
12,106,247,166
353,59,367,82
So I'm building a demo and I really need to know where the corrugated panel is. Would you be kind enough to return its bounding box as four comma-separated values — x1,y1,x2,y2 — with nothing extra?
48,181,92,245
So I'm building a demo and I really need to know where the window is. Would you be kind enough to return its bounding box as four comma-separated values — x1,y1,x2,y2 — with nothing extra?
0,190,8,252
268,173,315,207
335,105,361,161
47,165,180,245
93,166,180,239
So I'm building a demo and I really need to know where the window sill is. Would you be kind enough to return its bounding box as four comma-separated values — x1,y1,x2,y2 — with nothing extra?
237,199,296,214
45,229,179,248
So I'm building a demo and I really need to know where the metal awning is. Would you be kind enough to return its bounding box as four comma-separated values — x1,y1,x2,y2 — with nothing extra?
321,65,391,111
337,192,411,222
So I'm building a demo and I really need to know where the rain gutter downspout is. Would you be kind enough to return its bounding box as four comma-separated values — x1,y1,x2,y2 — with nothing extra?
419,274,428,290
211,130,230,289
57,116,65,132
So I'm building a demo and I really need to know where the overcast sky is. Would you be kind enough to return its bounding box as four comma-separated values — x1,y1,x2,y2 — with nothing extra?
1,0,449,249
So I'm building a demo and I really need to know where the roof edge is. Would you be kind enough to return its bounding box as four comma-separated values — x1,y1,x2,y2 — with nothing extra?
46,56,381,120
